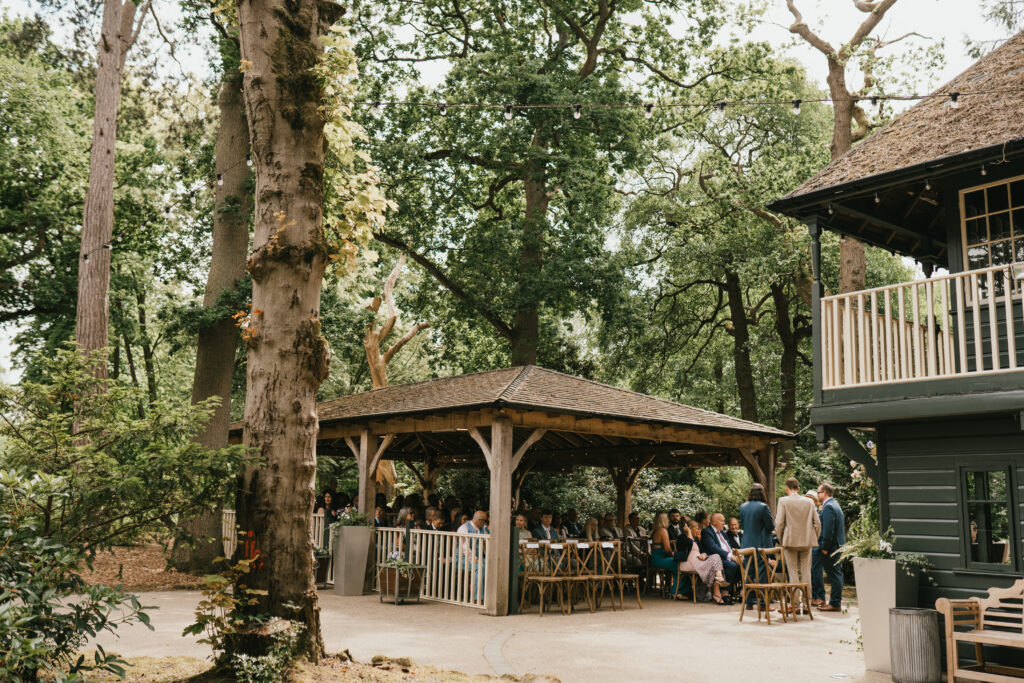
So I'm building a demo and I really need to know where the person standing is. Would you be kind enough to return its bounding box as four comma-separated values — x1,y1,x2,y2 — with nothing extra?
814,483,846,611
775,477,820,614
739,483,775,608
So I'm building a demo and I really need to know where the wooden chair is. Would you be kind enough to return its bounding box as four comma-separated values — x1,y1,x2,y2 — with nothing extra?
936,579,1024,682
612,539,644,610
761,547,813,623
580,540,618,610
519,542,567,616
736,547,776,624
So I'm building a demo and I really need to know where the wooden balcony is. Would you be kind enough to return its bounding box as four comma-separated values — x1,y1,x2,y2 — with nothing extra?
820,263,1024,391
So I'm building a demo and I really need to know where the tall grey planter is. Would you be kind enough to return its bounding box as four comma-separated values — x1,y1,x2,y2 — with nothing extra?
889,608,940,683
854,558,920,674
333,526,372,596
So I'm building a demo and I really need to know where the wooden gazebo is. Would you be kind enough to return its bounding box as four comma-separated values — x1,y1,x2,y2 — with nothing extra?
255,366,790,615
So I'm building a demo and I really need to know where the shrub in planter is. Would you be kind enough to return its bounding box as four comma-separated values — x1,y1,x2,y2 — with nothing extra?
378,558,424,595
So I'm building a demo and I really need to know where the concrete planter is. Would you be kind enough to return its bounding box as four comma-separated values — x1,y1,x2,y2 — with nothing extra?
854,557,920,674
332,525,372,596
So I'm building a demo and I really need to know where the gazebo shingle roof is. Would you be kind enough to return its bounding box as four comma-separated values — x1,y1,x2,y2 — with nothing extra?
779,31,1024,202
315,366,790,438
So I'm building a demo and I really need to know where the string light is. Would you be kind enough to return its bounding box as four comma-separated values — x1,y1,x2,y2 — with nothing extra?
925,178,932,191
712,101,726,121
573,104,582,119
644,103,654,119
438,101,447,115
828,203,834,215
371,101,382,117
874,191,881,204
504,105,513,120
791,99,802,115
949,92,960,109
217,174,223,186
981,163,987,176
870,95,879,108
246,152,252,167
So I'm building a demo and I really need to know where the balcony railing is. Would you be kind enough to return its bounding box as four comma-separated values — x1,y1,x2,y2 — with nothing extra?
221,510,326,559
820,263,1023,390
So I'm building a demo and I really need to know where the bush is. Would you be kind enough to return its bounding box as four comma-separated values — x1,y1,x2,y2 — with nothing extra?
0,471,153,682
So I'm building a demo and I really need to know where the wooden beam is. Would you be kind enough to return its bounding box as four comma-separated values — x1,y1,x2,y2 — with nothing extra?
468,426,492,468
357,430,377,516
511,428,546,471
485,417,514,616
344,436,359,459
368,433,395,476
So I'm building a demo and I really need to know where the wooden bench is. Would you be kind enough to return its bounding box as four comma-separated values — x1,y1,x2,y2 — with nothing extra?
936,579,1024,682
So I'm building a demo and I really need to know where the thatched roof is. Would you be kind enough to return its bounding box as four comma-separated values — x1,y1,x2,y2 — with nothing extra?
777,31,1024,205
314,366,790,438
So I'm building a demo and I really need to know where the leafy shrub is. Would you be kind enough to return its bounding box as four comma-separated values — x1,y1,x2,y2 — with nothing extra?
0,471,154,682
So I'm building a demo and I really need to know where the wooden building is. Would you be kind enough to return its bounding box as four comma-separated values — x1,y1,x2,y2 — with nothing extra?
770,32,1024,605
236,365,789,615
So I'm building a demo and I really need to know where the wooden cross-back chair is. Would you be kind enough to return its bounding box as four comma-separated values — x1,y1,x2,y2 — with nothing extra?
936,579,1024,682
578,540,617,611
611,540,644,610
760,547,813,622
736,547,776,624
519,541,569,616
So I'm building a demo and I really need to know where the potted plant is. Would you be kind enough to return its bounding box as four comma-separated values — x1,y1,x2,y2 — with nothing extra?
378,557,425,605
840,525,931,674
313,548,331,586
331,510,372,596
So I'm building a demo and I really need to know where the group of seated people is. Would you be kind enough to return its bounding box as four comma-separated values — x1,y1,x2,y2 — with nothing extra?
374,493,476,532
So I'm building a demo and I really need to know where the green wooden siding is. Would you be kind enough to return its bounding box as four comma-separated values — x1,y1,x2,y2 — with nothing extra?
879,414,1024,607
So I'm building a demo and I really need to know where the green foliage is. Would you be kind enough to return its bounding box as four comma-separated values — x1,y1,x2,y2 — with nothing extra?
839,523,932,576
0,470,154,682
330,510,370,527
184,556,268,663
0,347,254,556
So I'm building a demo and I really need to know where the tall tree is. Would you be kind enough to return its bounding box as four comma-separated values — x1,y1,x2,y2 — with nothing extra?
354,0,732,366
75,0,150,373
232,6,388,658
785,0,922,293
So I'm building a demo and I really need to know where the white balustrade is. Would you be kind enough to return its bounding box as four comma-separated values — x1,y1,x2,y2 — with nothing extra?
374,527,489,609
821,263,1022,390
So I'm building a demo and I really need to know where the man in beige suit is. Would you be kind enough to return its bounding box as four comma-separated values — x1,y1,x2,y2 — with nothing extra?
775,477,821,613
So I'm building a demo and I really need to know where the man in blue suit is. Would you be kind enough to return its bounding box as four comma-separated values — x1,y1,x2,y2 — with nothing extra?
739,483,775,608
814,482,846,611
701,513,740,585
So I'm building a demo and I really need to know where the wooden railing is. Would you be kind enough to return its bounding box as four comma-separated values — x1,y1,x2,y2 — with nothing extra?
221,510,326,559
374,527,489,609
821,263,1023,389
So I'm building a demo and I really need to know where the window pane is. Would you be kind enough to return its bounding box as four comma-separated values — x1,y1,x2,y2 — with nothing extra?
969,244,990,270
991,212,1012,241
965,190,986,218
966,217,987,245
968,502,1011,564
1012,179,1024,208
989,184,1011,213
1016,239,1024,264
988,469,1008,499
1014,209,1024,238
992,240,1012,267
967,471,978,499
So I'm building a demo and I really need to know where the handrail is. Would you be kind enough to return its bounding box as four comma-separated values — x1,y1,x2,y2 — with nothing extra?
821,262,1014,302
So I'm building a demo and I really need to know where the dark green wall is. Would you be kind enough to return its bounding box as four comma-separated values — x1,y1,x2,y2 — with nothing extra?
879,414,1024,607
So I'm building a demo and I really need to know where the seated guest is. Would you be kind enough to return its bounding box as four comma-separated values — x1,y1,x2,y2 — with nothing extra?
563,508,583,538
515,514,534,540
449,506,463,530
527,507,543,532
694,510,710,532
552,512,564,536
425,506,440,528
394,506,414,528
375,492,389,512
373,506,387,527
725,517,742,549
623,512,647,538
649,512,678,588
583,517,601,542
667,509,684,541
599,513,624,540
700,512,740,585
430,509,447,531
676,519,729,604
534,510,560,540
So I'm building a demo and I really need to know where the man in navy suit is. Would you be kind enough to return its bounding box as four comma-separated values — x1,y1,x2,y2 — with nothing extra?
814,482,846,611
701,512,740,585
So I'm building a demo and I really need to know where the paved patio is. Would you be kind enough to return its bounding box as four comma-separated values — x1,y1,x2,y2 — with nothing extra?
96,590,890,682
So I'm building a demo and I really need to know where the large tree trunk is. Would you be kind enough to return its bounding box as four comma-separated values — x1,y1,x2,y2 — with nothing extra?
172,58,252,574
135,283,157,408
724,270,758,422
770,282,798,435
826,58,867,294
512,167,546,366
75,0,140,374
234,0,340,660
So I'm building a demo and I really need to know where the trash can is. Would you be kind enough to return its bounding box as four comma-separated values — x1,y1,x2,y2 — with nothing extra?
889,607,941,683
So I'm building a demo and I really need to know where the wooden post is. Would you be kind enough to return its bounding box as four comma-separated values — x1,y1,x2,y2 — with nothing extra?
760,446,778,514
357,430,378,515
484,417,513,616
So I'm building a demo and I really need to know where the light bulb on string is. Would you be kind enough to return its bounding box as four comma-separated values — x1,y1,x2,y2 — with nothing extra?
573,104,582,119
644,103,653,119
874,191,881,204
217,174,223,186
791,99,802,115
83,253,88,262
925,178,932,191
246,152,252,167
949,92,960,109
371,101,382,117
981,163,987,176
164,205,170,214
870,95,880,110
504,105,513,120
438,101,447,115
828,203,834,215
712,101,726,122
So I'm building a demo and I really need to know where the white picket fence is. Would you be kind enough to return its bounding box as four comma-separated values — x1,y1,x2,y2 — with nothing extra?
821,263,1023,389
375,527,489,609
221,510,326,559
